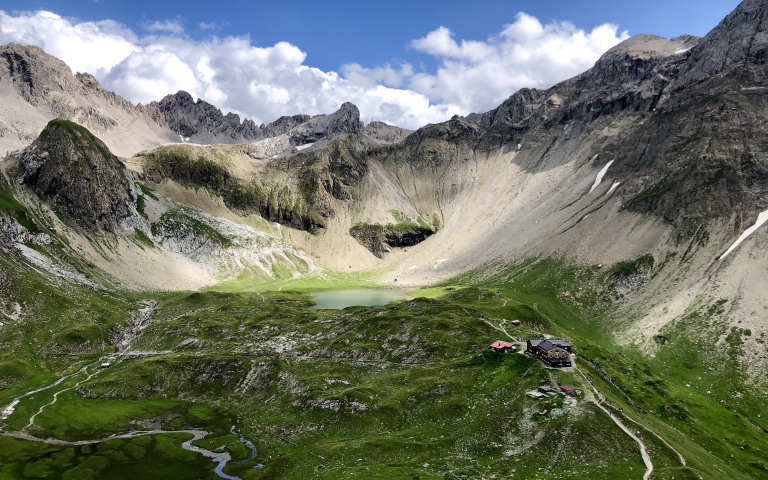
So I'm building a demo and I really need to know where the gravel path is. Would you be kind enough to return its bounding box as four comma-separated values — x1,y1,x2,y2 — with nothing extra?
573,363,654,480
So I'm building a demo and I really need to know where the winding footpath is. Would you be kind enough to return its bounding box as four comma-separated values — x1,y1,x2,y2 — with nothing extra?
573,364,654,480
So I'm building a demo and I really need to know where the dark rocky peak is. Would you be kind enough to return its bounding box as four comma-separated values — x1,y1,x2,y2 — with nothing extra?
401,114,482,151
16,119,143,234
152,90,263,142
262,114,311,138
150,91,316,145
288,102,361,145
678,0,768,86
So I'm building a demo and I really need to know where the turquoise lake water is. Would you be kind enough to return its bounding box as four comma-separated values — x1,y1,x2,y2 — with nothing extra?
309,289,410,309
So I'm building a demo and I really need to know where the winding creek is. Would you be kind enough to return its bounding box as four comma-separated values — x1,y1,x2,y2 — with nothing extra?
0,427,258,480
0,300,260,480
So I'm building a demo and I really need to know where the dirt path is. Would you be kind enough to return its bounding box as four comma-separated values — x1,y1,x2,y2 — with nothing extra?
0,298,251,479
0,359,93,423
622,411,686,467
277,279,300,291
24,364,102,431
2,301,156,428
482,319,515,340
573,363,653,480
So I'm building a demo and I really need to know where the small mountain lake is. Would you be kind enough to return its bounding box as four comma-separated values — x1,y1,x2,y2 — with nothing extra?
309,289,411,309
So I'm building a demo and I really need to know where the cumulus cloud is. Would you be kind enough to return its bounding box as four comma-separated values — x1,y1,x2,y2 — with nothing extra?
0,9,627,129
405,13,630,112
0,10,138,75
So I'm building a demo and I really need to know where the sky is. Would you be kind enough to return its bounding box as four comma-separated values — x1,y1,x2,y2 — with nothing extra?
0,0,742,129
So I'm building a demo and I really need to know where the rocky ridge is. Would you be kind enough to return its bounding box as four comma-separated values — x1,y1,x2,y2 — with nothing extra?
149,91,411,148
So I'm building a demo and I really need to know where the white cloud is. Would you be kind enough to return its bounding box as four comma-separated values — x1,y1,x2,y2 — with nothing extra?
0,10,138,75
0,9,628,129
405,13,630,112
199,21,227,31
142,19,184,34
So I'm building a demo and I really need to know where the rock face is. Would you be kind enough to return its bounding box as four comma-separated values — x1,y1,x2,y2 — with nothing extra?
0,213,52,251
0,43,177,156
151,91,261,143
148,91,308,145
17,119,144,234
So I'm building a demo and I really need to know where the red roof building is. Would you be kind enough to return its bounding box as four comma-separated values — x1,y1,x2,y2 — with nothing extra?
489,340,515,353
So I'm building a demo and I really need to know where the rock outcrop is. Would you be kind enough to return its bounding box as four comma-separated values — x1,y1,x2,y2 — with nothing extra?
0,213,52,251
349,222,434,258
16,119,145,234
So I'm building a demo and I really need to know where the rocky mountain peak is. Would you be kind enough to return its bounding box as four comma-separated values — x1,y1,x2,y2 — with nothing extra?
0,43,74,105
16,119,144,234
677,0,768,85
597,34,700,64
151,90,263,143
287,102,361,145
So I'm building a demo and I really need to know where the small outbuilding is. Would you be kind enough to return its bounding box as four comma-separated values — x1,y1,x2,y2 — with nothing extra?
489,340,516,353
560,385,578,396
100,362,111,369
511,320,521,326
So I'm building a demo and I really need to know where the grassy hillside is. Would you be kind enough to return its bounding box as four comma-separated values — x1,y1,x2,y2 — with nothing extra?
455,257,768,479
1,276,651,479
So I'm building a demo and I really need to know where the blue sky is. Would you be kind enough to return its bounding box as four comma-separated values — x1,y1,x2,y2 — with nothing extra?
0,0,743,128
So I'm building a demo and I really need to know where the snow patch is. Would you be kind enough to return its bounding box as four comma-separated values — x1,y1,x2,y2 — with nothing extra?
295,143,313,151
719,210,768,260
1,399,19,420
606,181,621,195
589,160,614,193
517,143,522,151
674,47,691,54
433,259,448,269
